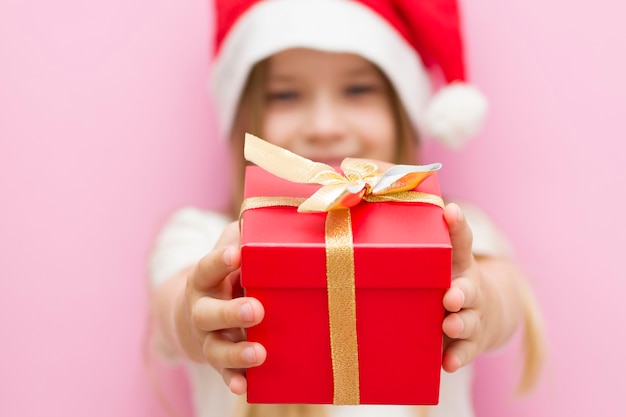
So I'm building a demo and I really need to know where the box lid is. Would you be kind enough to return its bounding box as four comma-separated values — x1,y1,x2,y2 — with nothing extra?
241,165,451,289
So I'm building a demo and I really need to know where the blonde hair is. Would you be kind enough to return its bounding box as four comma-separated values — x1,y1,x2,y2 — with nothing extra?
516,279,546,394
226,56,545,417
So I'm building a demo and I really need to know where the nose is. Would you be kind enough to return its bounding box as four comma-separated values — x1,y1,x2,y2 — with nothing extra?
304,93,345,144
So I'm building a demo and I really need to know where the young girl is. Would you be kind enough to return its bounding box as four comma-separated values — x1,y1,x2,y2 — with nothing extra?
149,1,544,416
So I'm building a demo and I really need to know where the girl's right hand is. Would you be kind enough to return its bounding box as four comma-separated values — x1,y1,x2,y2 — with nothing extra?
173,221,267,395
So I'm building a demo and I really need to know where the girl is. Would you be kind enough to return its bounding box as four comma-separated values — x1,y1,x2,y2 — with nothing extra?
149,1,545,416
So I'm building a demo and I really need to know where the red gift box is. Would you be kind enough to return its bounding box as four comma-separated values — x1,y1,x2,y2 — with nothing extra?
240,164,451,405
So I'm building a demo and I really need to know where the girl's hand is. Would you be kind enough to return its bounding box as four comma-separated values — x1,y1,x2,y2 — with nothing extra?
440,203,504,372
173,221,267,394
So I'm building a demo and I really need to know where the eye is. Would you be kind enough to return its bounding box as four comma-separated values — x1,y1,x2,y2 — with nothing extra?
345,84,377,96
266,90,299,102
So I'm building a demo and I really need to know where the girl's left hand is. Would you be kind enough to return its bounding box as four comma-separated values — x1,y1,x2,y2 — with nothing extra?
440,203,501,372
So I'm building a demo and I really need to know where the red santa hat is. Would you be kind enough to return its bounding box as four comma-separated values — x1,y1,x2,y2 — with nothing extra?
211,0,488,149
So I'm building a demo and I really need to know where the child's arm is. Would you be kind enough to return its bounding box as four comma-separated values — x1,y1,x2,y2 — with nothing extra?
151,221,267,395
441,203,527,372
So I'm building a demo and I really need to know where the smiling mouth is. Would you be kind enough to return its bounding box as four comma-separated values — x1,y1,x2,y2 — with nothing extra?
319,159,345,167
307,156,352,167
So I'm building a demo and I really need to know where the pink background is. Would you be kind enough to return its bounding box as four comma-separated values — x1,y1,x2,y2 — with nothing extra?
1,0,624,416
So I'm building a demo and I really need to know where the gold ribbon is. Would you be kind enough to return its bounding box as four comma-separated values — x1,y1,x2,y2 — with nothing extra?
241,133,443,405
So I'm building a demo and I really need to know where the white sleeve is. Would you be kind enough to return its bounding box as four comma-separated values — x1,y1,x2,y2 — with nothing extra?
455,201,514,258
149,207,231,288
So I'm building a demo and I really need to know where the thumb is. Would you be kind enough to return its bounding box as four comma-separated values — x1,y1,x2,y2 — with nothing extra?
444,203,474,275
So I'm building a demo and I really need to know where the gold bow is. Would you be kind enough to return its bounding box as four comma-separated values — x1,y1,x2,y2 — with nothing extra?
243,133,443,212
242,133,443,405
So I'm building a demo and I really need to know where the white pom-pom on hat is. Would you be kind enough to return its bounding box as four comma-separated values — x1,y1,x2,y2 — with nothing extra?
424,82,489,149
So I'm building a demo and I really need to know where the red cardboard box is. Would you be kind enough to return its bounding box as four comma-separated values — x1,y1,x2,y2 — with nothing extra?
240,165,451,405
